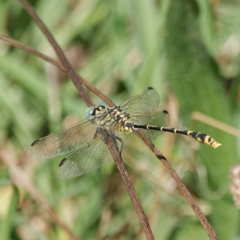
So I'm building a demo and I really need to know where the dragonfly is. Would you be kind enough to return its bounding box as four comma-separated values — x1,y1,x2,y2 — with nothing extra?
29,87,221,179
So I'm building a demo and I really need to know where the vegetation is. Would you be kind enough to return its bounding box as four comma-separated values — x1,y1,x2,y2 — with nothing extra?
0,0,239,239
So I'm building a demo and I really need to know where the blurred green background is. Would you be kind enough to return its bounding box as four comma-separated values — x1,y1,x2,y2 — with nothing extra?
0,0,240,239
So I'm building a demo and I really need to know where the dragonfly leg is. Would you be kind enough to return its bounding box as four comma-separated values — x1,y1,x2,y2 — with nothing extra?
110,133,124,155
93,127,101,139
94,128,121,153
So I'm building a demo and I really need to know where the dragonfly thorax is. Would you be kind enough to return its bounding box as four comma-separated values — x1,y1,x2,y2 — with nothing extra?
87,106,134,132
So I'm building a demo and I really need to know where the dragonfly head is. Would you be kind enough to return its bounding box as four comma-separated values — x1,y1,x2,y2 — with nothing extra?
86,105,106,120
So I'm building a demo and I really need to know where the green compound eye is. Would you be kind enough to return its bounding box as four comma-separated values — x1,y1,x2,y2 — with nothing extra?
86,106,95,120
86,105,106,120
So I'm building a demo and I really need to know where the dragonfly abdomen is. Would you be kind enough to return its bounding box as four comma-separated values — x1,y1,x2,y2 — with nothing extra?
132,124,221,149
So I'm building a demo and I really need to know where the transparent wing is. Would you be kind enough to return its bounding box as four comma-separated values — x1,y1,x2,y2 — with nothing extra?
29,119,98,159
57,131,127,179
120,87,160,116
132,110,170,141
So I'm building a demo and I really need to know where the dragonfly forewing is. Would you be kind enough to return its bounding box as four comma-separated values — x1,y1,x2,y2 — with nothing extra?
29,119,98,159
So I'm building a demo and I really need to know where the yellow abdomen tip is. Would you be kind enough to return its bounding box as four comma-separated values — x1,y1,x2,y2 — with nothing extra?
211,141,222,149
204,135,222,149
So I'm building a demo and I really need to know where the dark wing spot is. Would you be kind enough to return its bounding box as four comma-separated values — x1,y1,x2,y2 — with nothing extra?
148,86,153,90
59,158,67,167
31,139,41,146
163,110,168,114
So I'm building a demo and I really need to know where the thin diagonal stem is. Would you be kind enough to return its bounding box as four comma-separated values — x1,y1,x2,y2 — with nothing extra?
108,137,154,240
0,35,114,107
136,131,218,240
18,0,93,107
